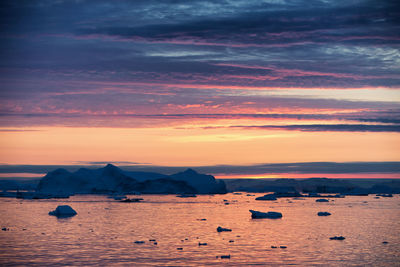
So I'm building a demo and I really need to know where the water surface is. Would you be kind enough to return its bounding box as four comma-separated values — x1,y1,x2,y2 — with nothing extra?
0,194,399,266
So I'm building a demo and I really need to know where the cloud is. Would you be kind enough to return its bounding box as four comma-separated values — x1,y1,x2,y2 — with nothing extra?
1,161,399,176
229,124,400,132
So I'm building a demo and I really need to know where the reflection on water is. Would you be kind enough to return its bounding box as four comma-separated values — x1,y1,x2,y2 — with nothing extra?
0,194,399,266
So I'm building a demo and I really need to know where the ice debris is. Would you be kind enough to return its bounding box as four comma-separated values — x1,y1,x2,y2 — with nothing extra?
329,236,345,240
217,226,232,232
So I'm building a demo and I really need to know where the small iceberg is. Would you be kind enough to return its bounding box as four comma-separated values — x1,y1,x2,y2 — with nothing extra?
376,194,393,197
48,205,77,218
220,255,231,259
317,212,331,216
329,236,345,240
120,198,143,203
176,194,197,198
255,194,277,201
316,199,329,202
249,210,282,219
110,195,126,200
217,226,232,232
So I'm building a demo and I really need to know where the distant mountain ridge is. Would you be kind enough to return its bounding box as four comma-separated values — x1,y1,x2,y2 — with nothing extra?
37,164,227,195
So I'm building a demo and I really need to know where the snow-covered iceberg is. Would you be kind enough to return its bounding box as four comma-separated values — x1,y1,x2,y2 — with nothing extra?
170,168,227,194
37,164,220,195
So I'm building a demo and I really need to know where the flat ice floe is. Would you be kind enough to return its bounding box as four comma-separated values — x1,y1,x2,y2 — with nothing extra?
249,210,282,219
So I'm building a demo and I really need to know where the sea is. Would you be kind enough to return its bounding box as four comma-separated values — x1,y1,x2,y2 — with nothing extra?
0,193,399,266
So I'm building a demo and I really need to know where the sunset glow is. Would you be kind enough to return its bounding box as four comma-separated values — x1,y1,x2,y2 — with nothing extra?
0,0,399,178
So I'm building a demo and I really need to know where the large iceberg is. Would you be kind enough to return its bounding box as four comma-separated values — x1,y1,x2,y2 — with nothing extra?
37,164,226,195
170,168,227,194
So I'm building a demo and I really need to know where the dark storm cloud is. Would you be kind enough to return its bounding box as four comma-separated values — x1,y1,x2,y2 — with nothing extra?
77,1,400,47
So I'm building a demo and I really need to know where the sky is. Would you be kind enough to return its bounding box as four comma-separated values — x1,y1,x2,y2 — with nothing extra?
0,0,399,178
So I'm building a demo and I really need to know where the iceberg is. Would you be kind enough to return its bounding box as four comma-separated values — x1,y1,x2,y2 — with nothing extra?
329,236,345,240
220,255,231,259
120,198,143,203
176,194,197,198
48,205,77,218
255,194,277,201
217,226,232,232
318,212,331,216
249,210,282,219
170,168,227,194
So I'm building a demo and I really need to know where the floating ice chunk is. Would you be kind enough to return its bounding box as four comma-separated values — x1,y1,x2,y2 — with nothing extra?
112,195,126,200
176,194,197,198
376,194,393,197
316,199,329,202
120,198,143,203
249,210,282,219
317,212,331,216
48,205,77,218
329,236,345,240
255,194,277,201
217,226,232,232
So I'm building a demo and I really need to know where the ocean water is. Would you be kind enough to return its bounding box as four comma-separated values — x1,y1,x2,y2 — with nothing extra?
0,194,399,266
